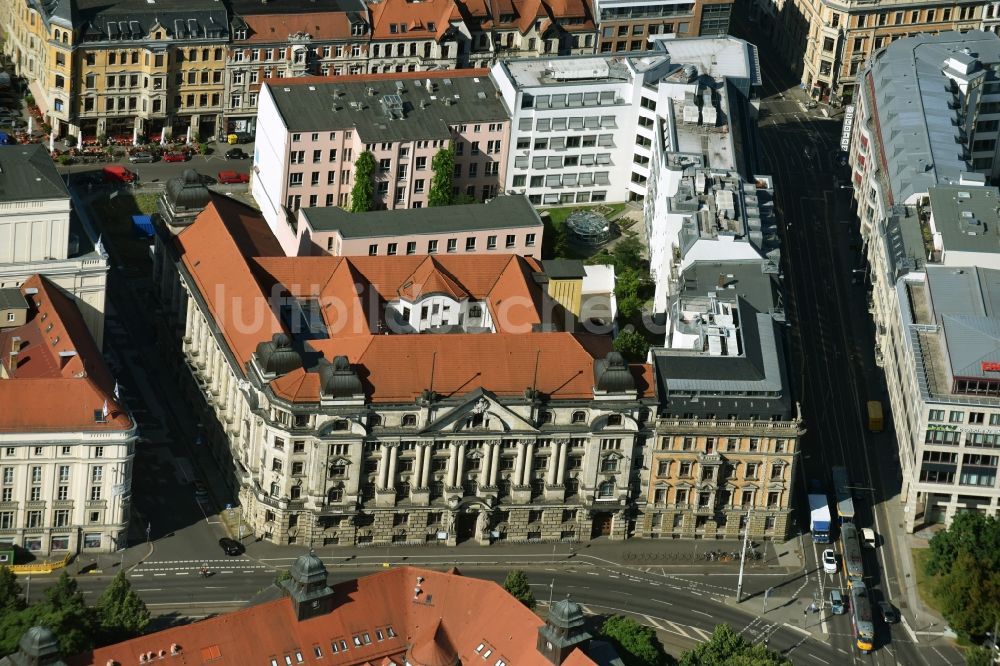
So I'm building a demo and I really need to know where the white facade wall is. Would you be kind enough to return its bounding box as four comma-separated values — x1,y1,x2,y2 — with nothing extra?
0,427,138,556
251,85,296,254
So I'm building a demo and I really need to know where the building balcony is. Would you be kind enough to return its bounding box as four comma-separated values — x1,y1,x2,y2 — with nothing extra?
656,417,801,435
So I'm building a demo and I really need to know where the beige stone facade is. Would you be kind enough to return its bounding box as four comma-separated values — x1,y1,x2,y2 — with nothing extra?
636,418,802,540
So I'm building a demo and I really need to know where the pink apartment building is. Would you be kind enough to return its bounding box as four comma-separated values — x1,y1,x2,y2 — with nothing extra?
252,70,512,255
295,194,543,257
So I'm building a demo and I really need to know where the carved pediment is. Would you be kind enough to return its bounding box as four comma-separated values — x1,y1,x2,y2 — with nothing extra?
421,390,538,434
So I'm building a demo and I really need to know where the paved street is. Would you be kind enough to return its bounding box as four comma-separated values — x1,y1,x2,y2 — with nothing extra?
739,14,965,666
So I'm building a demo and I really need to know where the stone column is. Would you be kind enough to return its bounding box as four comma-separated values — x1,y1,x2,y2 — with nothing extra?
447,443,460,487
455,443,467,486
521,442,535,485
556,441,569,484
481,441,493,484
421,445,433,487
547,442,560,485
489,443,501,486
378,444,391,489
513,442,527,485
387,445,399,490
413,445,424,487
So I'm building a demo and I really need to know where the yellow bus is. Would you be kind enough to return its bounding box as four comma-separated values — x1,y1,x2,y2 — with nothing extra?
867,401,883,433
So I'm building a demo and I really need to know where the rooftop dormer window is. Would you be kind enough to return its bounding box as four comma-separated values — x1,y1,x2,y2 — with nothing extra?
234,28,247,40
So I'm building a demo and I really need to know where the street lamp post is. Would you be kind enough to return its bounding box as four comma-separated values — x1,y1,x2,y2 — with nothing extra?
736,508,752,602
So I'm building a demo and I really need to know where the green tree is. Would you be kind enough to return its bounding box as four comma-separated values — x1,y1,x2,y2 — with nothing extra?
679,624,789,666
32,573,97,656
926,513,1000,575
0,567,25,613
350,151,376,212
600,615,673,666
965,646,995,666
934,551,1000,639
96,571,150,642
616,269,645,321
614,327,650,362
611,236,645,272
428,147,455,207
501,570,536,609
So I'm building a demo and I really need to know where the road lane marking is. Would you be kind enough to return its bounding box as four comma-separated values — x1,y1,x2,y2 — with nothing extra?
805,654,829,664
667,622,692,638
653,599,672,606
691,627,713,641
137,588,162,592
153,573,166,577
642,615,665,631
782,623,811,637
690,610,712,618
176,572,189,576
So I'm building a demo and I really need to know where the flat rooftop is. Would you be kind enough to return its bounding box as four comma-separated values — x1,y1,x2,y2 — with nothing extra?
266,71,508,140
929,185,1000,255
498,55,641,88
300,195,542,238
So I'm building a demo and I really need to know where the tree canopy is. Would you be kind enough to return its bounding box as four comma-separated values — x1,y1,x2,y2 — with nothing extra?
613,327,650,362
923,513,1000,639
97,571,151,643
678,624,789,666
428,148,455,207
0,569,151,658
501,570,536,610
600,615,674,666
349,151,376,212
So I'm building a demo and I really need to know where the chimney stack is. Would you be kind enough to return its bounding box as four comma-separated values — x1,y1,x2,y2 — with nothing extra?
6,336,20,378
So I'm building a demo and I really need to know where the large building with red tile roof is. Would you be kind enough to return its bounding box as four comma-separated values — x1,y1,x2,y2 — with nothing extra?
6,558,611,666
152,194,655,547
0,275,136,557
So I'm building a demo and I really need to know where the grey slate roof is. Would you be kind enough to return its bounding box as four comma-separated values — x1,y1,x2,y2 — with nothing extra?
300,195,542,237
928,185,1000,254
266,75,508,140
0,289,28,311
0,145,70,202
926,266,1000,380
863,31,1000,205
652,259,791,419
72,0,228,42
228,0,365,16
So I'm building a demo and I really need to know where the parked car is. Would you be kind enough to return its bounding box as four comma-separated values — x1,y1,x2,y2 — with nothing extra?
224,147,248,160
162,151,188,162
129,152,154,163
829,589,845,615
218,538,244,556
217,170,249,184
102,165,137,184
861,528,877,549
822,548,838,574
878,601,899,623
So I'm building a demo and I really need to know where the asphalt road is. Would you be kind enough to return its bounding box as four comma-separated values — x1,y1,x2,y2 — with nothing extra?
742,16,965,666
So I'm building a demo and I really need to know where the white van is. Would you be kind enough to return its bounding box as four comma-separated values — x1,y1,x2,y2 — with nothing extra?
830,589,845,615
861,528,876,549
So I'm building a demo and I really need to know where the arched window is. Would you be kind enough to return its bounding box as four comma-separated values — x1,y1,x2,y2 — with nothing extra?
597,481,615,498
329,460,348,479
269,482,280,497
572,410,587,424
402,414,417,427
369,414,382,427
539,410,553,424
327,486,343,503
61,32,68,43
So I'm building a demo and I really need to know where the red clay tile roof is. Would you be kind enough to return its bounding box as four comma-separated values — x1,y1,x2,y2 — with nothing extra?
368,0,460,41
241,12,356,43
74,566,597,666
0,275,131,432
397,258,470,302
177,200,641,404
176,197,286,376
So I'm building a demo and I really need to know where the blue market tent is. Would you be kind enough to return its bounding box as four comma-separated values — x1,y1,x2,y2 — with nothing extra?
0,132,12,145
132,215,154,237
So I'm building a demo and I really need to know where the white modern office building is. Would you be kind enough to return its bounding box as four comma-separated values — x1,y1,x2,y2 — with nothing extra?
851,32,1000,529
